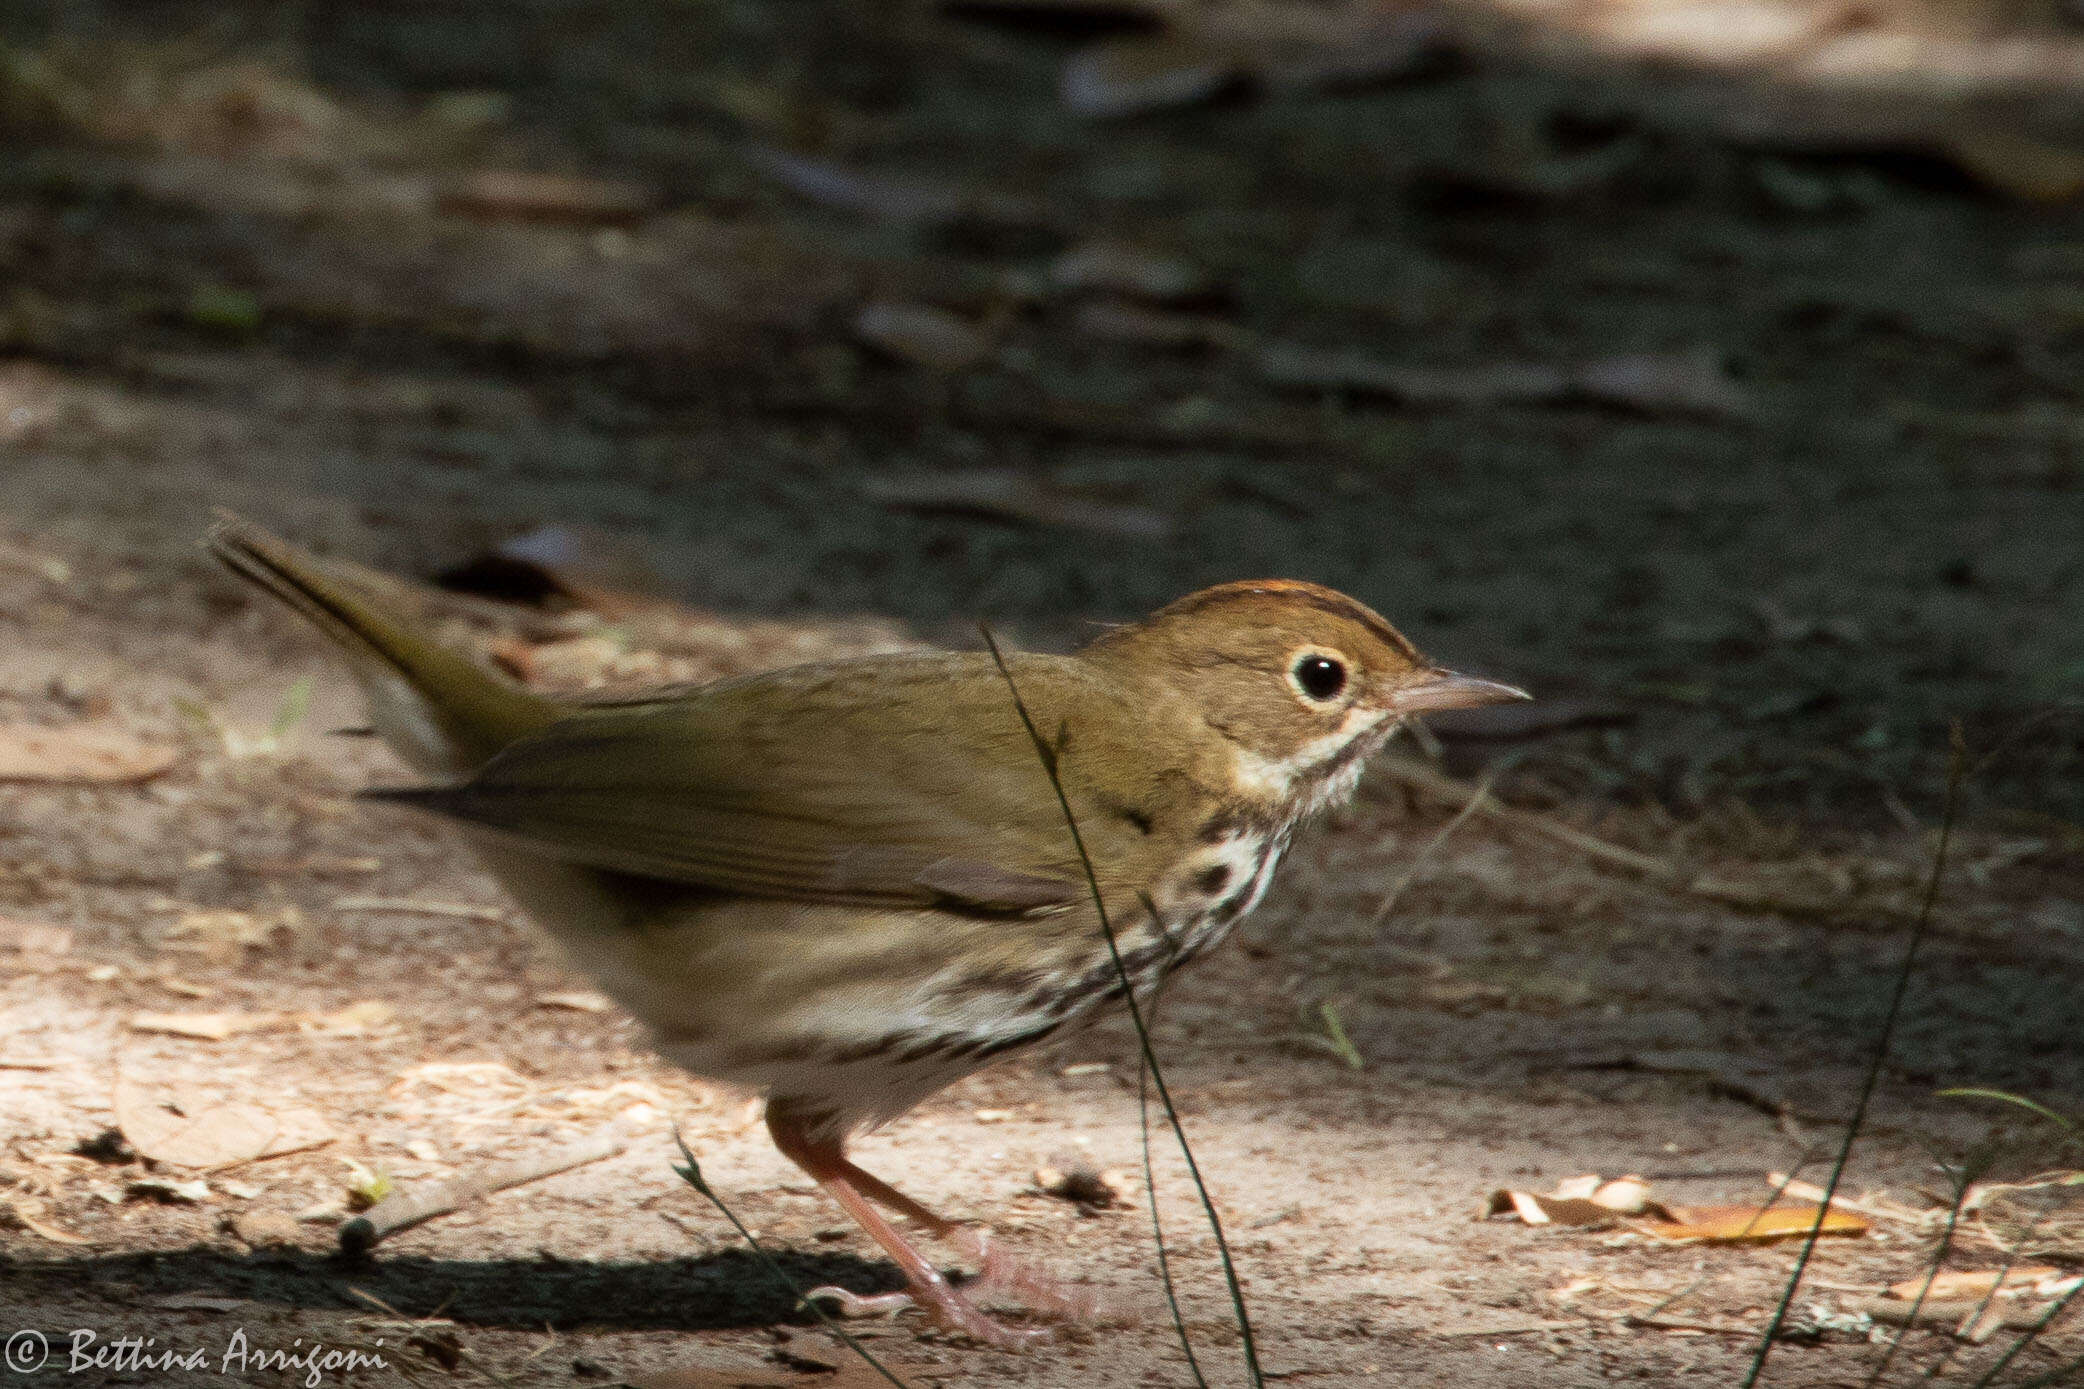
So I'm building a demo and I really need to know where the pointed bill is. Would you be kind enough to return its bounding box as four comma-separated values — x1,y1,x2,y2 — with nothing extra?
1390,669,1530,716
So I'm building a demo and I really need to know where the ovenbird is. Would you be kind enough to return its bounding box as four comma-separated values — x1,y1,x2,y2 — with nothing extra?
209,514,1525,1345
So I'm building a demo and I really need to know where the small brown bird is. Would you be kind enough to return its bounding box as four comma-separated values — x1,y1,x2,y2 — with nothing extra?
209,515,1525,1345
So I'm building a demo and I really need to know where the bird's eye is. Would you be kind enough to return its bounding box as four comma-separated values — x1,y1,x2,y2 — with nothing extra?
1290,653,1348,703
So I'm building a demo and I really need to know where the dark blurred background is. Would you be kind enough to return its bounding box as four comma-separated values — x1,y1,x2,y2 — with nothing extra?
3,0,2082,824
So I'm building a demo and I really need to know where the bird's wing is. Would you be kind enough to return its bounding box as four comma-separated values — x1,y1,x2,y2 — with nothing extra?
368,653,1158,914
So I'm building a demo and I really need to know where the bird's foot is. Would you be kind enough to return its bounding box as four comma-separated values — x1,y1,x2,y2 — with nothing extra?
804,1277,1054,1349
953,1228,1100,1323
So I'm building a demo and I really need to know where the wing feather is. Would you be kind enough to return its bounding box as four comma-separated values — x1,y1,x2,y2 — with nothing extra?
369,652,1155,915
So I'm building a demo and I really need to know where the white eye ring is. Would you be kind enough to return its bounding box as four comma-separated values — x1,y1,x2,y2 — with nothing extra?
1287,648,1351,705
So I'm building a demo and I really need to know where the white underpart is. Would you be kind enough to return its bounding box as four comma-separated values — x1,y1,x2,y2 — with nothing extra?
1229,704,1397,811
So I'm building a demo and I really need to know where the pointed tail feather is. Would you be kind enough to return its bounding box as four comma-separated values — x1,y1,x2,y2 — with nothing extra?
207,513,558,775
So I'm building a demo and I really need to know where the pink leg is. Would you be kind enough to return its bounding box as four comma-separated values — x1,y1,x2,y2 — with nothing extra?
766,1110,1081,1347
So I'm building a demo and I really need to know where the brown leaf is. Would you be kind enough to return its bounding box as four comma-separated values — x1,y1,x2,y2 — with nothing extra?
160,907,296,958
1489,1174,1673,1226
537,991,612,1013
127,1010,285,1041
1210,2,1443,94
305,1000,395,1034
148,1294,248,1312
1061,35,1234,119
4,1195,91,1245
1488,1189,1625,1227
0,723,177,784
1886,1267,2064,1302
1050,240,1212,303
1640,1202,1868,1243
747,147,1046,230
115,1076,335,1170
438,170,655,224
0,916,74,955
1068,300,1241,350
1060,1,1440,116
852,302,998,372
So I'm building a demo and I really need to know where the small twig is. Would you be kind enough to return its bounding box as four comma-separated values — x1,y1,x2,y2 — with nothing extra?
1767,1174,1926,1226
1852,1297,2053,1337
339,1131,626,1254
1621,1315,1759,1337
1370,769,1496,925
332,896,512,924
1371,757,1675,881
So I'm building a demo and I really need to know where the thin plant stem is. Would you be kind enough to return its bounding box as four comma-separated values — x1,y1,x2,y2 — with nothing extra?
670,1131,910,1389
1370,769,1496,926
983,626,1265,1387
1970,1277,2084,1389
1741,726,1967,1387
1913,1172,2077,1387
1141,1052,1211,1388
1862,1160,1974,1387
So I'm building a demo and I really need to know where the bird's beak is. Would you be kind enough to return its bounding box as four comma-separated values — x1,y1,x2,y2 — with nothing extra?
1390,669,1531,716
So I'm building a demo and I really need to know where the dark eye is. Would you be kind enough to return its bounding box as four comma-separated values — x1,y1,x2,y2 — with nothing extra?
1291,654,1347,702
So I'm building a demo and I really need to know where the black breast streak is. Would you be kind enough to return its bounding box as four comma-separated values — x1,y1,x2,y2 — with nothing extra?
1112,800,1156,835
1194,863,1231,896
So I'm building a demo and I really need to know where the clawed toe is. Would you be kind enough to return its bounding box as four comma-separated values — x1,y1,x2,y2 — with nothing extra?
803,1284,917,1320
959,1231,1101,1322
806,1279,1054,1348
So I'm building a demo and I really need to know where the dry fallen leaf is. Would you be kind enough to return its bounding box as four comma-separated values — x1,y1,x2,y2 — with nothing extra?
0,723,177,784
114,1076,335,1170
1490,1174,1673,1227
1639,1202,1868,1243
1060,1,1440,117
1886,1266,2066,1302
537,991,612,1013
1061,35,1232,119
1069,299,1240,350
747,146,1046,230
3,1194,90,1245
437,169,655,224
0,916,74,955
149,1293,249,1312
228,1208,306,1250
307,1000,396,1034
161,907,298,958
127,1010,285,1041
1050,240,1212,303
852,302,999,372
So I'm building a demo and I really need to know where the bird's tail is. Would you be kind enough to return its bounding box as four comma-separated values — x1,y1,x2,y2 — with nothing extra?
207,513,558,776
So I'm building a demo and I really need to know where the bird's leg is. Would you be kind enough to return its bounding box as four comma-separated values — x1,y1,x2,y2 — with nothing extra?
766,1109,1054,1348
786,1147,1096,1322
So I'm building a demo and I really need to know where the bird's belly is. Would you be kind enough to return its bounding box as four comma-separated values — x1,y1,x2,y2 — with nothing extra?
463,827,1291,1137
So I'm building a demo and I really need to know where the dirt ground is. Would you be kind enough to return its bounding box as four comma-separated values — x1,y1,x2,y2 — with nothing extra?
2,0,2083,1385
